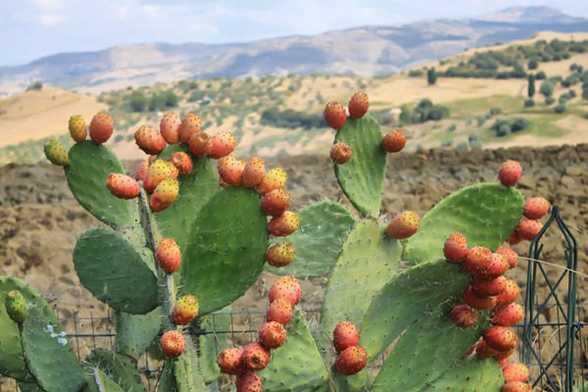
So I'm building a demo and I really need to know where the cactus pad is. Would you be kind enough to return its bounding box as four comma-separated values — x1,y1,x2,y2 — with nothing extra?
404,183,524,264
115,308,162,359
334,115,386,217
198,309,232,384
73,228,159,314
426,359,503,391
174,335,207,392
84,368,125,392
86,349,146,392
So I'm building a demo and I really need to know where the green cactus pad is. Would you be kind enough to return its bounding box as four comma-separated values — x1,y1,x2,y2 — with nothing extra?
66,141,140,229
181,187,268,316
266,201,355,278
426,359,503,391
157,361,178,392
84,368,125,392
198,309,232,384
360,260,470,360
18,383,44,392
334,115,386,217
0,277,58,381
260,310,330,391
86,349,146,392
320,220,402,349
174,335,207,392
21,307,86,392
404,183,524,264
115,308,162,359
73,228,159,314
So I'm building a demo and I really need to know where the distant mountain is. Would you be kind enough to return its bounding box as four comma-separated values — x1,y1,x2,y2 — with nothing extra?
1,6,588,94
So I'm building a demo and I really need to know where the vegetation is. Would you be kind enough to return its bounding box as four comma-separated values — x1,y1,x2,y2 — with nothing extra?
491,118,529,137
427,68,438,86
127,89,179,112
260,108,325,129
400,99,450,124
25,81,44,91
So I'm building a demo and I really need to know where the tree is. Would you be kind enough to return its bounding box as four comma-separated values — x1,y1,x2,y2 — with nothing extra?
427,68,438,86
540,80,554,103
128,91,147,112
528,59,539,70
527,74,536,98
583,82,588,101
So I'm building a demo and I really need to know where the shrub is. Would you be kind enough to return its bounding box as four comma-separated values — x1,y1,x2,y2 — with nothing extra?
524,99,535,108
128,91,148,112
554,103,567,113
528,59,539,70
25,81,43,91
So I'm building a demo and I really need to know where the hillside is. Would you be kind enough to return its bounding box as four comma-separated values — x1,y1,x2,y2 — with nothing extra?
1,6,588,94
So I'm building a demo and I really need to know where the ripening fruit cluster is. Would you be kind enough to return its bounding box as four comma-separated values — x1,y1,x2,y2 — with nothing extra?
217,276,302,392
331,321,368,376
158,295,199,357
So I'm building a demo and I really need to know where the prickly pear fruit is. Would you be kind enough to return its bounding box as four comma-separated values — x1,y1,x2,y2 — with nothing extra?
44,139,69,166
503,362,529,383
152,177,179,205
262,188,290,217
464,246,492,276
268,211,300,236
5,290,28,324
450,304,478,328
497,279,521,305
507,231,522,245
269,276,302,305
348,91,369,119
523,197,550,220
171,151,193,175
160,112,181,144
265,242,295,267
208,131,236,159
134,125,167,155
463,286,497,310
498,160,522,187
68,115,87,142
156,238,181,273
218,155,245,186
188,132,209,157
324,102,347,131
178,113,202,144
385,211,420,239
483,326,517,352
472,276,507,297
259,321,288,349
160,330,185,358
330,142,352,164
242,156,266,188
135,159,149,182
89,112,113,144
382,129,406,153
501,382,531,392
236,372,262,392
335,346,368,375
242,342,271,371
172,294,199,325
496,246,518,269
476,253,509,281
516,218,542,241
106,173,141,199
145,159,178,193
257,167,288,194
492,303,524,327
266,298,294,325
217,347,244,375
333,321,360,353
444,233,468,263
475,340,513,360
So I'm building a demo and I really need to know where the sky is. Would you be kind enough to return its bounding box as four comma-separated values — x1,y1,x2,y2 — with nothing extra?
1,0,588,66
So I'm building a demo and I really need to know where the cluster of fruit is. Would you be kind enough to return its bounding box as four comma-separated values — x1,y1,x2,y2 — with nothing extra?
331,321,368,376
323,92,407,164
216,276,302,392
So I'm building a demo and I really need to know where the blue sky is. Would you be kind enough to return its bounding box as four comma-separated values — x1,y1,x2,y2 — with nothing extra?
1,0,588,66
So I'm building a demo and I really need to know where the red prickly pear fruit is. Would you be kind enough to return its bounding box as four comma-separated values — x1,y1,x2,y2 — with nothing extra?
382,129,406,153
499,357,510,369
188,132,210,157
335,346,368,375
178,113,202,144
257,167,288,194
472,276,507,297
241,342,271,371
160,330,185,358
476,340,514,360
348,91,369,119
262,188,290,217
448,232,467,244
150,194,171,212
266,298,294,325
476,253,509,281
503,362,529,383
106,173,140,199
208,131,236,159
498,160,522,187
444,234,469,263
323,102,347,130
259,321,288,349
89,112,113,144
502,382,532,392
516,218,542,241
463,286,497,310
68,115,87,142
492,303,524,327
135,159,149,182
385,211,420,239
330,142,352,164
508,231,523,245
242,156,266,188
265,242,295,267
333,321,360,353
523,197,550,220
151,178,179,211
450,304,478,328
483,326,517,352
268,211,300,237
135,125,167,155
464,246,492,276
497,279,521,305
172,294,199,325
218,155,245,186
156,238,181,273
236,372,262,392
171,151,193,176
217,347,244,375
160,112,181,144
496,246,518,269
145,159,178,193
269,276,302,305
